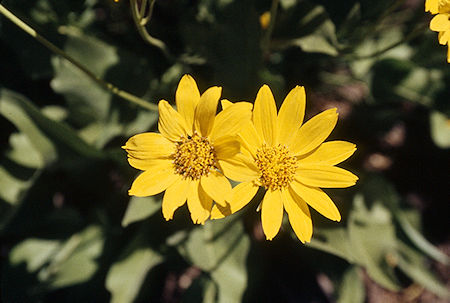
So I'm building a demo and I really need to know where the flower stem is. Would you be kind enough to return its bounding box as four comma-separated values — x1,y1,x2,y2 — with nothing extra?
0,4,158,112
129,0,173,61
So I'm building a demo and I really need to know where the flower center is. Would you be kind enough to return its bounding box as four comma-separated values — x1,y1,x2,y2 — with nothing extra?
255,144,298,191
173,132,216,180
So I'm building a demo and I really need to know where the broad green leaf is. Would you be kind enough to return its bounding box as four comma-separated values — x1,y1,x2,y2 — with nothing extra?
348,195,400,291
106,232,163,303
274,4,339,56
177,216,250,303
0,90,57,165
0,166,36,205
430,111,450,148
10,238,60,272
336,266,365,303
307,227,356,263
39,225,104,288
121,196,161,227
6,133,45,169
51,27,118,124
0,89,103,160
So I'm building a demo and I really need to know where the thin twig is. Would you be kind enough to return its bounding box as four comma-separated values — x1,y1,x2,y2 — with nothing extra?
0,4,158,112
129,0,172,60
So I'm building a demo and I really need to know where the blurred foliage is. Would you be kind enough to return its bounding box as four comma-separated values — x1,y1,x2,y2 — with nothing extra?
0,0,449,302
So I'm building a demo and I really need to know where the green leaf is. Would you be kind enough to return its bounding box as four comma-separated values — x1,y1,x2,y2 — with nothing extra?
38,225,104,288
0,165,36,206
274,3,339,56
10,238,60,272
51,27,118,125
430,111,450,148
121,196,161,227
395,209,449,265
177,216,250,303
0,89,103,161
0,90,58,165
105,231,163,303
336,266,365,303
347,195,400,291
307,227,356,263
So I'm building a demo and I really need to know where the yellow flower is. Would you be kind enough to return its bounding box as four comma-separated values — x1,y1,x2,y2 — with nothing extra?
426,0,450,62
211,85,358,243
123,75,252,224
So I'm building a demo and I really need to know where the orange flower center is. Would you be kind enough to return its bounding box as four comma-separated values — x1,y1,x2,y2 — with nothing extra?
173,132,216,180
255,144,298,191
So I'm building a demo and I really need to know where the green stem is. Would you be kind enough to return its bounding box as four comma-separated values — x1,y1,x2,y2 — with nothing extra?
0,4,158,112
130,0,173,61
261,0,280,55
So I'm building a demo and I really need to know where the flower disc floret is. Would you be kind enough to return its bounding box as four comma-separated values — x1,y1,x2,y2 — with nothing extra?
255,144,298,191
173,132,216,180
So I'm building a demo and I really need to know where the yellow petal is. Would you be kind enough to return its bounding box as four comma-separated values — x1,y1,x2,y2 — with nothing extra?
186,180,212,224
210,181,259,219
261,190,284,240
220,99,232,110
214,136,241,160
289,180,341,221
425,0,439,14
295,164,358,188
277,86,306,146
194,86,222,136
127,157,170,171
158,100,188,141
298,141,356,166
238,120,262,158
162,177,189,220
128,160,178,196
253,85,278,145
218,154,259,182
447,44,450,63
438,30,450,44
200,171,232,206
175,75,201,132
123,132,174,160
283,189,313,243
210,101,253,140
290,108,338,156
430,14,450,32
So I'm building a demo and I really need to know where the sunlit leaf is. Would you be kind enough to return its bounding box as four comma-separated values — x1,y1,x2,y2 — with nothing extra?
106,231,163,303
430,111,450,149
121,196,161,227
177,216,250,302
39,225,104,288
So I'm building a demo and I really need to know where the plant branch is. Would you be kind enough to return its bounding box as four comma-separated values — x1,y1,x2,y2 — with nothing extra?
0,4,158,112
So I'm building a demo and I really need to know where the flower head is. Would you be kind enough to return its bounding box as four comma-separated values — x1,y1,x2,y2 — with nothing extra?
426,0,450,62
123,75,251,224
211,85,358,243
